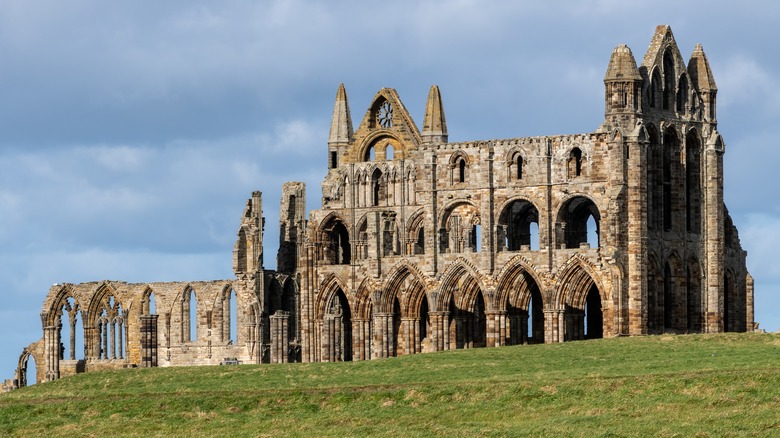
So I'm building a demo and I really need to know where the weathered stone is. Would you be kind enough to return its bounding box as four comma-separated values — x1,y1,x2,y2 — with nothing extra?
9,26,752,387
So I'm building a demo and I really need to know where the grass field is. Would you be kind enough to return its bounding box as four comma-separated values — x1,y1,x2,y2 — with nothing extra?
1,332,778,436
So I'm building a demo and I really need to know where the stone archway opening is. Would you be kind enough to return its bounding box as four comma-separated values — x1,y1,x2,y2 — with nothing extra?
324,288,352,362
558,197,600,249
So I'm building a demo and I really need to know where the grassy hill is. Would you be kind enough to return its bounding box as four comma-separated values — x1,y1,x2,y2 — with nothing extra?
1,333,778,436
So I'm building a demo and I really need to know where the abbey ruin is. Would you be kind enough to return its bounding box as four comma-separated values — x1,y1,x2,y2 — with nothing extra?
8,25,753,389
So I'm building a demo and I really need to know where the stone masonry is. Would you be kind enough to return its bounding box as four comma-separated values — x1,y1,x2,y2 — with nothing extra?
9,26,753,388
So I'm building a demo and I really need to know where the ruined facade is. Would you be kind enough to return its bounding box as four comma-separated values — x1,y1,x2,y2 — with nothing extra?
10,26,753,388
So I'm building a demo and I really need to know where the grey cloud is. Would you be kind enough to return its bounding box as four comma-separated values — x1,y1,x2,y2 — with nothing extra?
1,0,779,378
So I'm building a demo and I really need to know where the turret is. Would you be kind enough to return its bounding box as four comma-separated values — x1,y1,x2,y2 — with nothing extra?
421,85,448,144
604,44,643,121
688,44,718,123
327,83,353,170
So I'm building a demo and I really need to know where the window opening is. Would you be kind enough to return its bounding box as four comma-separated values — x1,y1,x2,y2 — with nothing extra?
189,290,197,342
386,144,394,160
516,155,523,179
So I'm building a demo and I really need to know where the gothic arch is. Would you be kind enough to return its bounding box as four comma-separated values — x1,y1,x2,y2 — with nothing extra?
88,283,127,360
15,348,42,388
382,262,428,317
315,274,350,319
494,255,546,310
407,208,426,255
555,195,601,249
437,259,485,311
556,256,607,340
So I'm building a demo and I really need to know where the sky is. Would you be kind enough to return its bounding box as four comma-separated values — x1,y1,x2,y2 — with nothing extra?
1,0,779,382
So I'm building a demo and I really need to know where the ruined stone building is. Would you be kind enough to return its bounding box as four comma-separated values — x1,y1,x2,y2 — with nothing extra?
9,26,753,388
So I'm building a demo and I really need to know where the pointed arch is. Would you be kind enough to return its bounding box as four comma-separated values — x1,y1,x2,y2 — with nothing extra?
495,255,546,345
556,256,606,341
407,209,426,255
89,284,127,360
319,276,353,362
663,48,676,110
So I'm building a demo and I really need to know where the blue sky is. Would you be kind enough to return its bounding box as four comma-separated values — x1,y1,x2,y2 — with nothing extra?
1,0,778,381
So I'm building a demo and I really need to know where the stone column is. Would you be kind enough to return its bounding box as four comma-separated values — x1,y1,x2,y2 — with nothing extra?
544,309,564,343
69,316,77,360
140,314,159,368
704,140,724,332
373,313,393,358
270,311,290,364
42,320,59,382
485,310,506,347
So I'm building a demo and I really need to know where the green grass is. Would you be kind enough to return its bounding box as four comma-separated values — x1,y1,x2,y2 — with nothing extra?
2,333,779,436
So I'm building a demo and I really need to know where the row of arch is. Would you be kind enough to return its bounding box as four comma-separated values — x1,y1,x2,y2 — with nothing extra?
318,195,601,265
314,257,606,361
647,253,746,333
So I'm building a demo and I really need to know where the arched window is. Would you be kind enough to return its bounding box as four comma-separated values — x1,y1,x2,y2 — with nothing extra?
569,148,583,178
386,144,394,160
663,128,678,231
323,219,351,265
95,293,125,359
185,289,198,342
60,297,84,361
558,197,600,249
499,200,540,251
471,223,481,252
686,130,701,234
516,155,523,179
143,290,156,315
649,69,661,108
371,168,383,206
663,49,675,110
458,158,466,183
677,75,688,113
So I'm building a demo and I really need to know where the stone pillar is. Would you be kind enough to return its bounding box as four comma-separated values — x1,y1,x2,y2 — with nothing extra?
69,317,77,360
140,314,159,367
373,313,393,358
544,309,564,343
485,310,507,347
353,318,371,361
627,139,648,335
270,311,290,364
43,323,59,382
704,140,724,332
401,317,416,355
